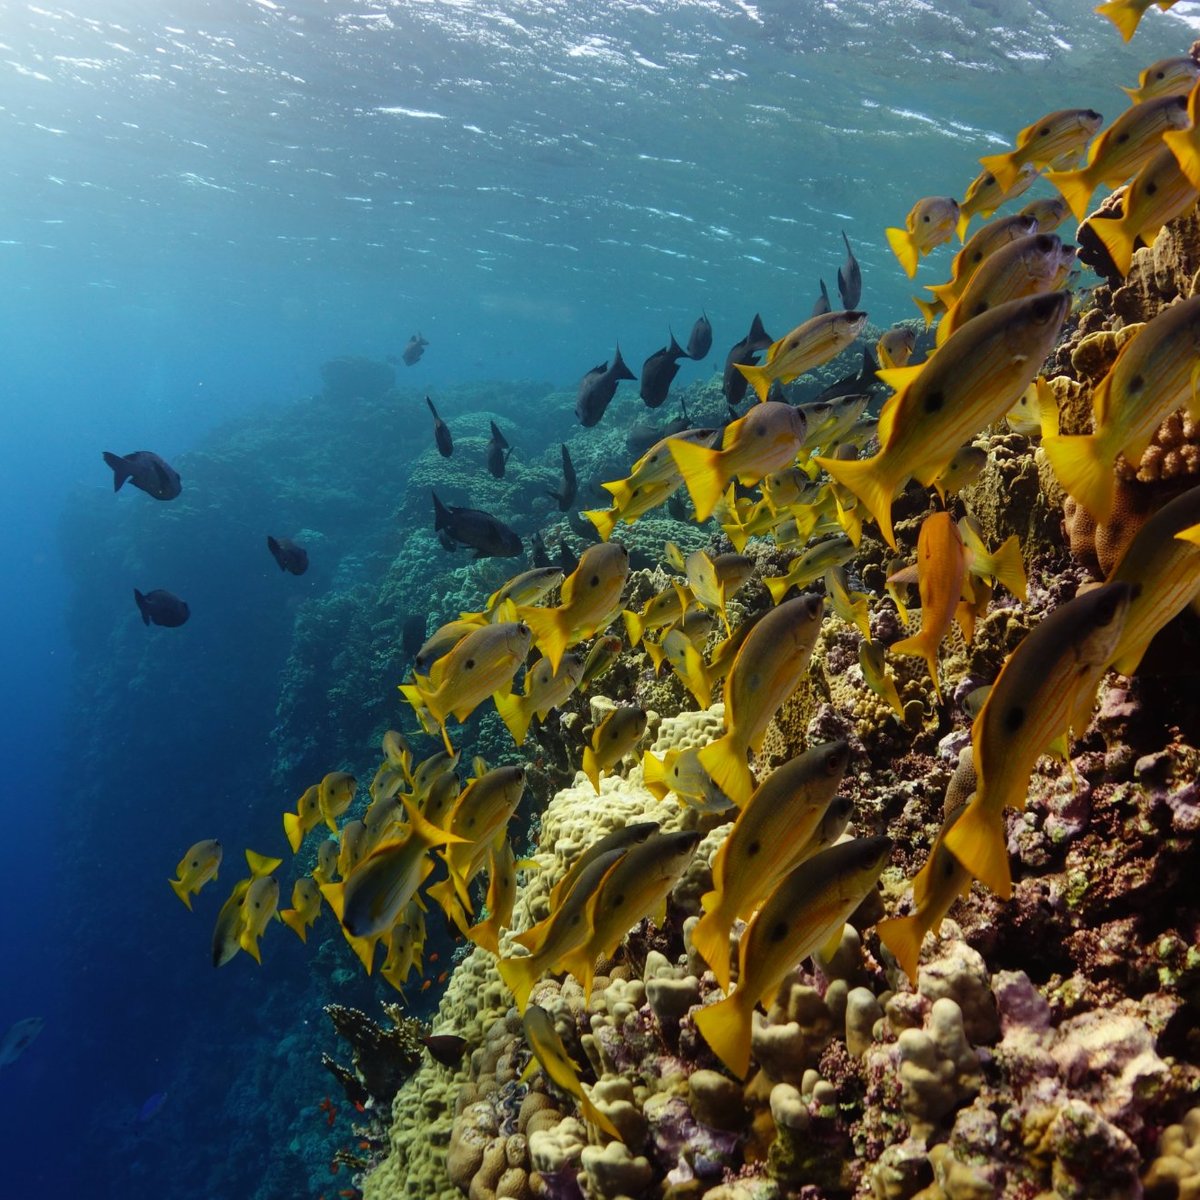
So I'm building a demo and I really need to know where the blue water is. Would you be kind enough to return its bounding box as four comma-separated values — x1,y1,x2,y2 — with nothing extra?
2,0,1197,1195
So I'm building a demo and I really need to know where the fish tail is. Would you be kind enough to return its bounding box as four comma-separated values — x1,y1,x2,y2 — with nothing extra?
764,573,791,606
283,811,306,854
579,1086,624,1143
643,637,666,675
345,930,379,974
815,453,899,550
912,294,942,328
518,604,571,674
1163,127,1200,192
989,534,1028,602
583,506,618,542
1045,167,1096,223
697,734,754,808
1087,213,1136,277
581,745,602,793
875,913,927,984
692,991,754,1079
941,799,1012,900
169,878,193,911
102,451,131,492
495,954,539,1014
238,931,263,965
622,609,646,647
977,152,1019,195
955,209,971,243
640,750,671,799
690,901,734,992
1094,0,1143,40
733,362,773,403
888,633,943,704
885,226,919,278
428,876,473,935
246,850,282,877
465,916,500,956
493,689,531,746
280,908,309,942
133,588,150,625
1042,432,1115,524
669,436,728,523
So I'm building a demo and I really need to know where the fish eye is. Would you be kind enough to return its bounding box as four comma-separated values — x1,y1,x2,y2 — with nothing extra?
191,860,199,868
1038,126,1050,137
922,213,931,223
590,575,600,586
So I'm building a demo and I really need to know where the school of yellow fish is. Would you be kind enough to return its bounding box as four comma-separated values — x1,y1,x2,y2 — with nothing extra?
169,6,1200,1120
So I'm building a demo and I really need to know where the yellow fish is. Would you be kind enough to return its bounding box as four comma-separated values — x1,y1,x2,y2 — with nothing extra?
474,567,564,622
1162,76,1200,191
653,627,712,708
522,1005,623,1141
1006,375,1058,437
381,728,413,774
380,899,424,993
886,196,960,277
943,582,1133,898
698,593,825,806
280,877,323,943
519,544,629,672
211,849,282,967
622,583,691,648
959,515,1028,602
401,621,533,749
824,565,872,639
686,549,754,634
877,325,917,369
764,535,856,606
933,444,988,501
956,161,1038,240
313,839,339,885
1043,295,1200,524
1123,55,1200,104
735,310,868,403
669,401,809,524
978,107,1103,193
319,771,357,833
579,633,624,689
283,784,323,854
859,638,905,718
692,741,850,990
600,427,716,510
465,837,521,955
413,617,484,676
169,838,222,910
888,513,968,703
641,746,730,811
336,819,369,881
582,705,648,793
693,836,892,1078
936,232,1075,347
877,803,972,983
421,770,462,830
817,292,1069,549
555,829,701,1002
1095,0,1181,43
1106,483,1200,674
494,652,584,745
1018,195,1072,231
1047,93,1190,221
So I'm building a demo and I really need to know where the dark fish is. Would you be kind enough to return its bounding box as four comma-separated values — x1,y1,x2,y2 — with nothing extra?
685,311,713,360
427,397,453,458
575,345,636,427
639,332,687,409
666,491,689,521
134,588,190,628
530,531,551,569
625,422,662,458
402,614,427,660
559,540,579,576
812,280,831,317
402,333,429,366
722,314,774,408
102,450,181,501
486,421,511,479
837,230,862,309
422,1033,469,1067
809,347,881,405
437,529,457,552
432,491,522,559
546,444,577,511
267,536,309,576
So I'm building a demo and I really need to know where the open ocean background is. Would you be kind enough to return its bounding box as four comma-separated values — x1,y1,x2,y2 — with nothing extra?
2,1,1198,1196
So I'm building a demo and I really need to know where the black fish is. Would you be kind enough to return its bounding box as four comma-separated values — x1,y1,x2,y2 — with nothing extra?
685,311,712,360
437,529,458,552
426,396,453,458
134,588,189,628
559,540,579,575
809,348,881,405
422,1034,469,1067
721,314,774,408
485,421,511,480
402,333,429,366
530,531,551,569
432,491,523,559
837,230,862,310
575,345,636,427
402,614,427,661
102,450,181,501
639,332,687,409
546,444,577,511
812,280,831,317
267,536,309,576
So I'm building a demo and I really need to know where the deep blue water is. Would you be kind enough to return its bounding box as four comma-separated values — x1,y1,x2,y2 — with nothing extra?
3,1,1198,1195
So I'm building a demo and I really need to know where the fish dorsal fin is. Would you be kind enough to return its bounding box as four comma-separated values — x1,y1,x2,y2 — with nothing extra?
763,335,789,366
875,365,925,447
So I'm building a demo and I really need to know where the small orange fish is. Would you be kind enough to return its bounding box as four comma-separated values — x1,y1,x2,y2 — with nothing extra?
341,1189,360,1198
318,1096,333,1111
325,1107,336,1127
429,952,439,962
358,1140,370,1151
329,1161,340,1175
437,970,449,983
353,1101,367,1114
421,979,432,991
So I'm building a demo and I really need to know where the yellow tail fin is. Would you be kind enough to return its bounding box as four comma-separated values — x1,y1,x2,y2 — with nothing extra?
814,453,900,550
692,992,754,1078
889,632,943,704
622,608,646,647
1163,127,1200,191
977,151,1019,194
493,689,531,746
280,908,309,942
283,811,305,855
1094,0,1144,41
697,734,755,808
582,745,601,793
1045,167,1096,222
987,534,1028,602
1088,213,1136,277
941,801,1012,899
764,573,791,606
690,902,735,992
169,878,193,910
913,294,942,327
669,436,728,524
1042,433,1115,524
876,914,926,984
641,750,671,800
886,226,919,278
600,477,635,509
583,507,618,542
733,361,773,403
496,954,540,1013
519,604,572,674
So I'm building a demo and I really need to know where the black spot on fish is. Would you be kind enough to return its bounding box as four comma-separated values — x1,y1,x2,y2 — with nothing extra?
922,213,931,223
767,919,790,943
191,860,199,868
1130,581,1144,601
938,851,958,881
924,390,945,414
746,839,761,857
1004,705,1026,733
612,892,626,907
590,575,600,587
1128,374,1144,393
1116,132,1129,145
1038,126,1050,137
983,173,995,185
1147,181,1158,196
465,658,476,670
